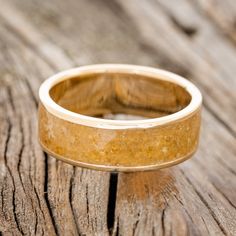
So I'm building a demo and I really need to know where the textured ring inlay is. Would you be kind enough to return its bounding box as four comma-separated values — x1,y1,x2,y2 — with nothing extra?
38,64,202,172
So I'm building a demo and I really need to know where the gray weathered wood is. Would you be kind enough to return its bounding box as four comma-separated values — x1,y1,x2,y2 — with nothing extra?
0,0,235,235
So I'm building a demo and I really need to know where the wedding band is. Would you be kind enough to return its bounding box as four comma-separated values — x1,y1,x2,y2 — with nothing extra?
38,64,202,172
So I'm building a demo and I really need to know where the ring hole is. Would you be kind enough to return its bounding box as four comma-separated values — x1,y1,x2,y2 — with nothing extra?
49,72,191,120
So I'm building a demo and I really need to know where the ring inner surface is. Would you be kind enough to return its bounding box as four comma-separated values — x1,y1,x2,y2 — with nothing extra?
49,73,191,120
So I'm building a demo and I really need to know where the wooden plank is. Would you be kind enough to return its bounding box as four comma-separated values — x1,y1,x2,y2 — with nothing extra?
0,24,110,235
0,0,235,235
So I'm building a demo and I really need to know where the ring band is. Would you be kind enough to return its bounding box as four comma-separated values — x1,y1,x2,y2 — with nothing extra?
38,64,202,172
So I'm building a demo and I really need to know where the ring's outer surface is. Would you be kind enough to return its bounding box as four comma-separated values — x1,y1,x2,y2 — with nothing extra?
38,64,202,172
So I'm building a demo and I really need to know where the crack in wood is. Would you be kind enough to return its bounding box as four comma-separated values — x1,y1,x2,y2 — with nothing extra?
33,186,44,234
3,119,11,171
17,115,26,196
85,183,90,225
151,226,155,236
173,194,196,228
68,167,81,235
0,188,4,217
161,208,165,236
12,184,23,235
34,203,38,235
107,173,118,232
33,186,45,220
132,214,140,236
43,153,58,235
201,216,210,235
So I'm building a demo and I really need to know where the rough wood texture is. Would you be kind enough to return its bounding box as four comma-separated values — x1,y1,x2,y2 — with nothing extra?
0,0,235,235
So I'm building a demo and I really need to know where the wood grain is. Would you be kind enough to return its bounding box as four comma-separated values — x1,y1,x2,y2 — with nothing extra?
0,0,235,235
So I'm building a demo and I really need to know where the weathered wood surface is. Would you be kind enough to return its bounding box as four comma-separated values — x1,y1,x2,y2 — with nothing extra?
0,0,235,235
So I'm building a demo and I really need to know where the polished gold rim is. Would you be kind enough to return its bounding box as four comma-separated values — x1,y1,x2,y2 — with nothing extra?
39,139,198,172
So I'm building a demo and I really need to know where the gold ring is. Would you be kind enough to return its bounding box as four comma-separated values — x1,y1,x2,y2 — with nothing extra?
38,64,202,172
